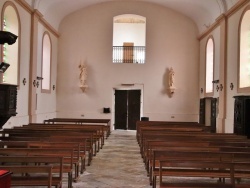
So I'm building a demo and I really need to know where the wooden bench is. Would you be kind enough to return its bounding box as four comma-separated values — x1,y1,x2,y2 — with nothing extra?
159,160,235,188
0,148,74,187
13,124,100,154
0,128,93,165
0,165,58,188
0,155,64,187
145,139,250,175
146,140,249,185
140,132,247,161
136,120,208,142
0,135,86,179
152,150,250,188
24,123,105,150
44,118,111,138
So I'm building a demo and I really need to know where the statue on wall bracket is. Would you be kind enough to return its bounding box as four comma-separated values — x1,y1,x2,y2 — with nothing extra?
78,61,88,92
168,67,176,96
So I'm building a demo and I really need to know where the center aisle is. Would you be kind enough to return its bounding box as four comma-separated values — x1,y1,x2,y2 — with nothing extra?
72,130,151,188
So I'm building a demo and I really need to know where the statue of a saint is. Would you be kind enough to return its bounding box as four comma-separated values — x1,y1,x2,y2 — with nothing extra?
169,67,175,87
79,63,87,86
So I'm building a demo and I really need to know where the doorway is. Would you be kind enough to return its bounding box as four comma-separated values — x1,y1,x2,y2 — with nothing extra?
114,89,141,130
199,97,217,133
123,42,134,63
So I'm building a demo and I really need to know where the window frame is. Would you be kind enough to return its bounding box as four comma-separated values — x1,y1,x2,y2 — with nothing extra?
205,36,215,96
1,1,21,88
112,14,146,64
238,5,250,93
41,31,52,93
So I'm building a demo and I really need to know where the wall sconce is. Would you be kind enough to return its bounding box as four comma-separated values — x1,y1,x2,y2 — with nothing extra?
36,81,39,88
200,88,203,93
33,80,36,87
22,78,26,85
219,84,223,91
230,83,234,90
216,85,219,92
53,85,56,90
36,76,43,80
212,80,219,84
103,108,110,113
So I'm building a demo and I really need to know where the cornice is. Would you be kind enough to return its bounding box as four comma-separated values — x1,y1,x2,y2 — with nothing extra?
198,0,249,40
14,0,59,37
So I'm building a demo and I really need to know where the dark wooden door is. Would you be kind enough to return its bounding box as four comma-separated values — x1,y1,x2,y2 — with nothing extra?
114,90,141,130
199,98,205,124
127,90,141,130
114,90,127,130
210,98,217,133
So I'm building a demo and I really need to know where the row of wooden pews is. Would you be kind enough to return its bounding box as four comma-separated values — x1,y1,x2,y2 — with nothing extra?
0,118,111,188
44,118,111,139
136,120,250,188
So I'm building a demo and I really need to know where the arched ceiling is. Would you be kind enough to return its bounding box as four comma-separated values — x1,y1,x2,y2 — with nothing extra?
28,0,239,34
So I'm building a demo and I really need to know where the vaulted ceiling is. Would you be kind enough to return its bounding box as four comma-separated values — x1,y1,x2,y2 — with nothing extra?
28,0,239,33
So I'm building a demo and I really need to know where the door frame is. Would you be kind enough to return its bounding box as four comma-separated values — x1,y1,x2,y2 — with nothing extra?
111,84,144,130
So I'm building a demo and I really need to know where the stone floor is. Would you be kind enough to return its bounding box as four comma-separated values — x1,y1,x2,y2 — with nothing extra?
69,130,151,188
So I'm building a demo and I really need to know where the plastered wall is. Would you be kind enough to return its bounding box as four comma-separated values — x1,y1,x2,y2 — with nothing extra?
57,1,200,128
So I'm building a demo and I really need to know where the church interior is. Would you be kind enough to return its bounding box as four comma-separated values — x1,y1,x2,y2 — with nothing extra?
1,0,250,187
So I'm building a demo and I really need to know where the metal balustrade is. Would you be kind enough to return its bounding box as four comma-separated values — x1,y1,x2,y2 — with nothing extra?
113,46,146,64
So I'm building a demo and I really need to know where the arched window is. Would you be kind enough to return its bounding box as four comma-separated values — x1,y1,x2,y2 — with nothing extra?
238,8,250,92
1,2,20,85
113,14,146,64
41,32,52,92
205,37,214,94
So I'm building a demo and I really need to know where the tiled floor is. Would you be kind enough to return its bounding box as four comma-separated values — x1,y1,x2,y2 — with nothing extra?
70,130,151,188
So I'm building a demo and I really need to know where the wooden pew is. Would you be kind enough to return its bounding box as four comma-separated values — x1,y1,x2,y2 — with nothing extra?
0,156,63,188
145,139,250,175
25,123,104,150
0,156,63,187
0,148,75,186
159,160,235,188
0,165,56,188
44,118,111,138
136,120,208,142
0,140,86,180
140,132,247,160
159,159,250,188
0,128,93,165
152,150,250,188
16,124,101,153
0,135,86,178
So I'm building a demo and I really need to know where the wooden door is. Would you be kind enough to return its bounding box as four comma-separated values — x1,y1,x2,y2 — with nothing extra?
127,90,141,130
114,90,127,130
199,98,205,124
114,90,141,130
210,98,217,133
123,42,134,63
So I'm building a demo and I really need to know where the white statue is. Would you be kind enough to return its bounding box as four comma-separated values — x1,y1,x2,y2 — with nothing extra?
168,67,176,95
169,67,175,87
79,62,87,86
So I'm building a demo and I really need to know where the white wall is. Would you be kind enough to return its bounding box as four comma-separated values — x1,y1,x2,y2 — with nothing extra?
113,23,146,46
36,22,58,123
57,1,199,128
1,0,58,128
199,2,250,133
225,3,250,133
0,0,31,128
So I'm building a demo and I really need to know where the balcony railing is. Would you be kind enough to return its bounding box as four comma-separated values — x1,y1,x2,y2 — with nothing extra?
113,46,146,64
